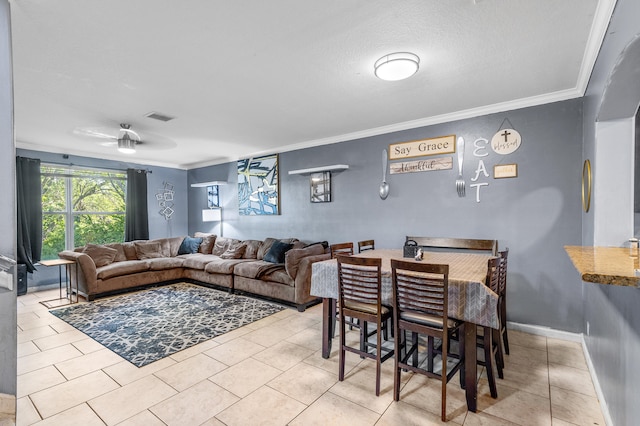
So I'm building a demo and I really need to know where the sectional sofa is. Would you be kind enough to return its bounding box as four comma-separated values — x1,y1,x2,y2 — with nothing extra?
57,234,330,311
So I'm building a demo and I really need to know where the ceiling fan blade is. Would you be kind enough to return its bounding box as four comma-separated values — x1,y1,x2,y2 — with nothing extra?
73,127,117,140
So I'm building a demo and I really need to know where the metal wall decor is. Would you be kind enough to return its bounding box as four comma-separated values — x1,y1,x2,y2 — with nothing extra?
238,154,279,215
156,181,175,220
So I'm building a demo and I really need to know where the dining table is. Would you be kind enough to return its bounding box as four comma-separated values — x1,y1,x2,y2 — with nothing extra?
310,248,499,413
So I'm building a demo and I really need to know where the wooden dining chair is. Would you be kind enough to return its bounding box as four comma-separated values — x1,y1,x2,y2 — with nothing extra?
498,248,509,355
406,236,498,255
391,259,464,422
337,255,393,396
475,256,503,398
330,242,354,258
357,239,375,253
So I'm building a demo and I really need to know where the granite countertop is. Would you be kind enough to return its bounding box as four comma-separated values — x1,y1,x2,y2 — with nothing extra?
564,246,640,288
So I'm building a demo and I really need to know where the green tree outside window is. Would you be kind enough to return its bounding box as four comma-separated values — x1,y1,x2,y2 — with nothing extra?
41,165,127,260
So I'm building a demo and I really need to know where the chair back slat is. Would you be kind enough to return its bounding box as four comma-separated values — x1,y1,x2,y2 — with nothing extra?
486,257,501,294
406,236,498,255
358,239,375,253
498,248,509,295
337,255,382,306
331,242,354,259
391,260,449,320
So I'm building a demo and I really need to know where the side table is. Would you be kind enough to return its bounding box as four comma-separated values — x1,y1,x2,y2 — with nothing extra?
39,258,78,308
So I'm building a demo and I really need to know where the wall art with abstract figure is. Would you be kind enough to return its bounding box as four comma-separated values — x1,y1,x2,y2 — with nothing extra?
238,154,279,215
207,185,219,208
310,171,331,203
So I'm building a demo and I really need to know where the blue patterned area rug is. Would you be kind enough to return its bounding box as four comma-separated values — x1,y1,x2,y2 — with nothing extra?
49,282,285,367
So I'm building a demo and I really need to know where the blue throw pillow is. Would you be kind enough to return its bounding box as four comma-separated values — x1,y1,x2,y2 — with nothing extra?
178,237,203,255
264,240,293,263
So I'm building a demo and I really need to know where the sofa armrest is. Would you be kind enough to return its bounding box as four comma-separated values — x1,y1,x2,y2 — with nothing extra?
294,253,331,304
58,250,97,297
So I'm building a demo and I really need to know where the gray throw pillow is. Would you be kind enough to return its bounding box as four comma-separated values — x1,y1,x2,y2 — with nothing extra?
178,237,203,255
263,240,293,263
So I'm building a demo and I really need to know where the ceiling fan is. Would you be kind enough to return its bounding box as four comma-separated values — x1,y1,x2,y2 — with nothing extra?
77,123,144,154
73,123,177,154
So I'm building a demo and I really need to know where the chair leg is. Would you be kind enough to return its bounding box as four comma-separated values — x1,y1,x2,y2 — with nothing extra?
376,321,382,396
393,323,401,401
492,328,504,379
441,337,448,422
483,327,498,398
427,336,434,373
502,325,510,355
501,298,509,355
360,321,367,357
339,315,346,382
412,332,419,367
459,325,466,389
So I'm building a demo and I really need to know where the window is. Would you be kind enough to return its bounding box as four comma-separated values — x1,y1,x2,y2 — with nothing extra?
41,165,127,260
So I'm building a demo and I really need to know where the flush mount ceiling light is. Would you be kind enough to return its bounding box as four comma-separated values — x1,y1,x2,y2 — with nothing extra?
117,132,136,154
117,124,137,154
374,52,420,81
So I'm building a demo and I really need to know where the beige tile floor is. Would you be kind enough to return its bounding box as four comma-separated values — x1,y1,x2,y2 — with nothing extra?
16,288,606,426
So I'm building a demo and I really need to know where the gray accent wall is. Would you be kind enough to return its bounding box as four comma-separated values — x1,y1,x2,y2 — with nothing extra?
15,149,188,288
190,99,585,332
581,0,640,424
0,0,16,398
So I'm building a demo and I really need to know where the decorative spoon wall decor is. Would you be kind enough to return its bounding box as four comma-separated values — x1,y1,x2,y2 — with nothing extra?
380,149,390,200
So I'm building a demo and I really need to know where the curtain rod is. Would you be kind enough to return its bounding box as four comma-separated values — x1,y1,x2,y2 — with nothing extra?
40,160,152,174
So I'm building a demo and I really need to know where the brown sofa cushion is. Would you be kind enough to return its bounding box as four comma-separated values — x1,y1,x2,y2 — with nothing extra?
83,244,118,267
242,240,262,259
212,237,241,256
96,260,149,280
122,242,138,260
182,254,223,270
262,268,295,286
285,244,325,279
145,257,185,271
104,243,127,262
133,241,163,259
257,238,277,260
220,243,247,259
195,232,217,254
204,258,252,275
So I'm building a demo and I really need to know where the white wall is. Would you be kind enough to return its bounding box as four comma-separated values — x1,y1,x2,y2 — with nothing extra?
0,0,17,402
593,118,634,246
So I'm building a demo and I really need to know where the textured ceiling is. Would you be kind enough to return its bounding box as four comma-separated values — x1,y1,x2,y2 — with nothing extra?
10,0,614,169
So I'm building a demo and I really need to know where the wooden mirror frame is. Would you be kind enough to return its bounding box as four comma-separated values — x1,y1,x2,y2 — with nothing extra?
582,159,592,212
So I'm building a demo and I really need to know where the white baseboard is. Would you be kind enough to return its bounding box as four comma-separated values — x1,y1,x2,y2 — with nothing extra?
507,321,582,342
507,322,612,426
582,338,613,426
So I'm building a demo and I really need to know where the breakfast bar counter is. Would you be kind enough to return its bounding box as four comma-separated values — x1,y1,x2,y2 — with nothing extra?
564,245,640,288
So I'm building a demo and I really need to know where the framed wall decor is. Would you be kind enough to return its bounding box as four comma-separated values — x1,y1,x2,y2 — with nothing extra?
237,153,280,215
310,171,331,203
494,164,518,179
207,185,219,208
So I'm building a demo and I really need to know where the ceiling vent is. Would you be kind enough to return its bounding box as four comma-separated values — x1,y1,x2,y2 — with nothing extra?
145,111,175,122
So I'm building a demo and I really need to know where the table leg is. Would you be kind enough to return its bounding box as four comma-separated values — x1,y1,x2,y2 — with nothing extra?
58,265,63,299
464,322,478,412
321,298,335,359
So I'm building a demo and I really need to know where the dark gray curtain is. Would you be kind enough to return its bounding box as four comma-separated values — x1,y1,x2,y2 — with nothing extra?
16,156,42,273
125,168,149,241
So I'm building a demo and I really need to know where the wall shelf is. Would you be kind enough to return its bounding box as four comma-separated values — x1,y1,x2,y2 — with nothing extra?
288,164,349,175
190,181,227,188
